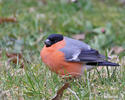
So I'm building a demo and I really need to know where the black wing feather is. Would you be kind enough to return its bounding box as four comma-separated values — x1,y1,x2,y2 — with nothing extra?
78,49,119,66
78,49,106,62
86,61,119,66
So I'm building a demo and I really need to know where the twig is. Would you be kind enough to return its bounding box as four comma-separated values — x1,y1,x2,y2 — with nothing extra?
0,17,17,24
67,88,80,100
52,82,70,100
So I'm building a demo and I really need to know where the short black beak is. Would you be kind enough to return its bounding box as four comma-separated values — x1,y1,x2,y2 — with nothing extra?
44,39,51,47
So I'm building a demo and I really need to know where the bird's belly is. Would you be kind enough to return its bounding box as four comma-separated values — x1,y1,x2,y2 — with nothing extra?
41,48,83,77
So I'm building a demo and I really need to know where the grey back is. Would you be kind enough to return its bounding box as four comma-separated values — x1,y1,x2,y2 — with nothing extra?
59,37,91,61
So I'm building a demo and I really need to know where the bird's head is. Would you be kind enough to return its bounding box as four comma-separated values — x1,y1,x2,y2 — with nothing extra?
44,34,63,47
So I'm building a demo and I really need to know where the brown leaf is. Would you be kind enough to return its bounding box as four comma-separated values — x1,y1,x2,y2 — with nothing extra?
0,17,17,24
6,53,24,68
72,34,85,40
111,46,124,54
0,50,24,68
6,53,22,59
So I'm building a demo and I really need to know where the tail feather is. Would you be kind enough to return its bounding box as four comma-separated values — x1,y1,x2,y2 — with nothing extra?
87,61,119,66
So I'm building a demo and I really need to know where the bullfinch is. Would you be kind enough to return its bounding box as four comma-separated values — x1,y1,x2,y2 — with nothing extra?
40,34,119,77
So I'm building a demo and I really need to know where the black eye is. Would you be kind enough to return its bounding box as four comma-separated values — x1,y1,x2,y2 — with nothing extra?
49,38,55,41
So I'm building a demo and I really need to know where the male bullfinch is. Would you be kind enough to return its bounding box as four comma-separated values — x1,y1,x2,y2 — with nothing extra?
40,34,119,77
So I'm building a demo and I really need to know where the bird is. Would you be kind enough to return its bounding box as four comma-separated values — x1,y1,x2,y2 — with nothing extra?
40,33,119,100
41,33,119,77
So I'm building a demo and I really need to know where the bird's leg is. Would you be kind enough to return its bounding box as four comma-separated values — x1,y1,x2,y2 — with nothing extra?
67,88,80,100
52,82,70,100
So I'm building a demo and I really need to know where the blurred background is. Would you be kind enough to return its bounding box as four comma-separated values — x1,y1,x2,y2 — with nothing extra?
0,0,125,99
0,0,125,56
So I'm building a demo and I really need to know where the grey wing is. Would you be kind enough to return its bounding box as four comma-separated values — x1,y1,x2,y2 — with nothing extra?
59,37,107,63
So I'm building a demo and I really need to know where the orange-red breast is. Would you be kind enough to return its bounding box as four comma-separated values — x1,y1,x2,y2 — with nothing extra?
40,34,119,77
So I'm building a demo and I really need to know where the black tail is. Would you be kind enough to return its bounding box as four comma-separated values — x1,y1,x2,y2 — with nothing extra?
87,61,119,66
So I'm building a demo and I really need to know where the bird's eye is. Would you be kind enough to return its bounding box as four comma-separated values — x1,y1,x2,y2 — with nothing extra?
49,38,53,41
48,38,57,44
49,38,55,41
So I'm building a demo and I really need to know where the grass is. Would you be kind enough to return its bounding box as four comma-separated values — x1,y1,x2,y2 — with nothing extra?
0,0,125,99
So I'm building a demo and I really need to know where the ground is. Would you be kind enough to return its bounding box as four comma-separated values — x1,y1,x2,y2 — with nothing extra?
0,0,125,99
